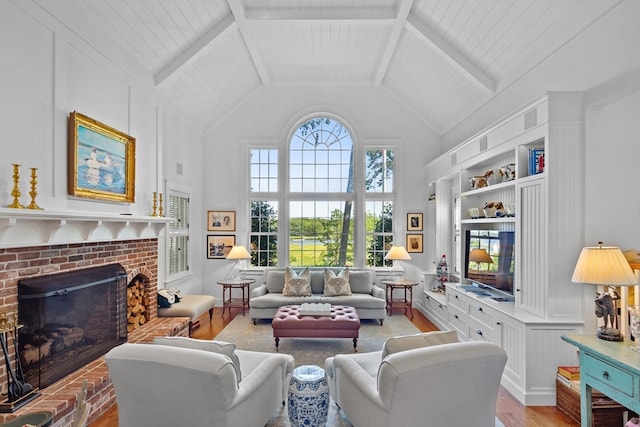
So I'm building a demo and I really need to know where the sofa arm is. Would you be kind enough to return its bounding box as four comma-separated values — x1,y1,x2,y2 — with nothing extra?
371,284,385,300
251,284,268,297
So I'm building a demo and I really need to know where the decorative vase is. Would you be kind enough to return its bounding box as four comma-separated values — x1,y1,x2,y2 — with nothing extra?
628,306,640,352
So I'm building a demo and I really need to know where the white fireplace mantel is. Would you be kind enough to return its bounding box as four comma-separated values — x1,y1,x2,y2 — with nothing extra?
0,208,172,249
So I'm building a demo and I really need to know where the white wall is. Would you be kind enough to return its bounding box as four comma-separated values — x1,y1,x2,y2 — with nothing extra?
201,85,441,297
0,2,205,292
575,85,640,334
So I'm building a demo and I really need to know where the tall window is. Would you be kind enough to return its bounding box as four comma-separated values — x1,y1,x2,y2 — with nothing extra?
248,115,396,267
250,200,278,266
167,190,189,277
289,117,355,266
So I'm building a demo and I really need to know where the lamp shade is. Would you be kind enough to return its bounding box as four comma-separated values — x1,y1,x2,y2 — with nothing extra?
469,248,493,264
571,245,637,286
226,245,251,260
384,246,412,261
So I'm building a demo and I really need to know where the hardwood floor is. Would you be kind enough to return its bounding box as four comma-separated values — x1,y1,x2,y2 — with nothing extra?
90,307,578,427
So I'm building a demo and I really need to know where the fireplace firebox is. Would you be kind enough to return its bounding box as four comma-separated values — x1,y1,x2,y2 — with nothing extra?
17,264,128,389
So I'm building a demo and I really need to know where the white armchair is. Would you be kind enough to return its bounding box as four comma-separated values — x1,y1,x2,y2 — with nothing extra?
105,338,294,427
326,332,507,427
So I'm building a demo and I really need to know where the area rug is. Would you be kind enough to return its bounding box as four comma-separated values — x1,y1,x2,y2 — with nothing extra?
215,315,506,427
215,314,420,367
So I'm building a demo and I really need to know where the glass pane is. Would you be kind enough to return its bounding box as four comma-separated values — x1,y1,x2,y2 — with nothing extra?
365,149,394,192
250,149,278,193
288,200,354,267
365,201,394,267
289,116,354,193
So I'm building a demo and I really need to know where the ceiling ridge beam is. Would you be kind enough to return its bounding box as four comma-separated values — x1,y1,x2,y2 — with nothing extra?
154,13,235,87
374,0,414,87
244,6,396,21
228,0,270,86
406,13,496,93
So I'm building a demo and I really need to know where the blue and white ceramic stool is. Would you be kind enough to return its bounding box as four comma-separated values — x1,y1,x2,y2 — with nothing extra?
287,365,329,427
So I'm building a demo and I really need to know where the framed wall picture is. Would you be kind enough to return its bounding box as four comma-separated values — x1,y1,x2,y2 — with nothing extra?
207,235,235,259
407,213,423,231
68,111,136,203
208,210,236,231
406,234,423,253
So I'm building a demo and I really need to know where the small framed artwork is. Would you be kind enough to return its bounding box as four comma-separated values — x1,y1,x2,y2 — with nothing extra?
207,235,236,259
407,213,423,231
68,111,136,203
406,234,423,253
207,210,236,231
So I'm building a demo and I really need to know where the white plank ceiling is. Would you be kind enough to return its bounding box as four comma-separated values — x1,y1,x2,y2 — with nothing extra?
32,0,621,134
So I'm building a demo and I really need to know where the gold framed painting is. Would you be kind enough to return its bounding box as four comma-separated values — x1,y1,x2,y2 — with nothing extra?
208,210,236,231
68,111,136,203
207,235,235,259
407,213,423,231
406,234,423,253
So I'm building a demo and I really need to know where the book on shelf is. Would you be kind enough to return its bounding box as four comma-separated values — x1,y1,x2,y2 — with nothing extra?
528,148,545,175
558,365,580,380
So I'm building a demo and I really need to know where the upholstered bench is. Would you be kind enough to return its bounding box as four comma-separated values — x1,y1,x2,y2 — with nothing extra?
272,305,360,351
157,294,216,336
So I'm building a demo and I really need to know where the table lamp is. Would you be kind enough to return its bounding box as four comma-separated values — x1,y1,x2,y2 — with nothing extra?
469,248,493,271
571,242,638,341
384,245,412,278
225,245,251,280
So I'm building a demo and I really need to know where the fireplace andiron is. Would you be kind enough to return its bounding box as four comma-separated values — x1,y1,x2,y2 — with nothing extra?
0,313,39,413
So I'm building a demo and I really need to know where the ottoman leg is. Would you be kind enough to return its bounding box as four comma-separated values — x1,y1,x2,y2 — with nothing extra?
275,336,280,351
353,338,358,352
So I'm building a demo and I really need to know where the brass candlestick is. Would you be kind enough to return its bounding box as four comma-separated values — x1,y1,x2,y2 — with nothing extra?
151,192,158,216
7,164,24,209
158,193,164,217
26,168,43,210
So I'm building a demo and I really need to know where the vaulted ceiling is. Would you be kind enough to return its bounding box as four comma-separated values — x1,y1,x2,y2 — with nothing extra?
34,0,621,134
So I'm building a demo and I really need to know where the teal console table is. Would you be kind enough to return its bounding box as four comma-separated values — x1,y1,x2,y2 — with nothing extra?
562,334,640,426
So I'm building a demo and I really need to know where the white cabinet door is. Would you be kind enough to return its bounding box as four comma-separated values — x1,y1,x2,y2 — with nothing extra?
516,177,547,317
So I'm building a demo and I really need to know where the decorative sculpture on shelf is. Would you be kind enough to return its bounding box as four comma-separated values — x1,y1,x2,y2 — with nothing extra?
7,164,24,209
26,167,43,210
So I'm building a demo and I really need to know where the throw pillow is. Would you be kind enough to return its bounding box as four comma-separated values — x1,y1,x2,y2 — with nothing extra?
157,289,174,307
153,336,242,381
283,267,311,296
323,268,352,296
381,330,459,361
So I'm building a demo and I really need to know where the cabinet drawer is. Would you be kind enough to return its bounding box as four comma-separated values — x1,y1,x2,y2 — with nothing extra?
447,291,469,312
424,294,447,320
467,323,497,343
583,353,635,398
447,307,468,340
468,302,497,330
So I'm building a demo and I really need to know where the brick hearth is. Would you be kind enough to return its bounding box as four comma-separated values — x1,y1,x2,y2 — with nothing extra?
0,239,179,425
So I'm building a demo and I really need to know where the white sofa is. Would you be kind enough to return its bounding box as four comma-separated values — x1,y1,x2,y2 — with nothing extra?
325,331,507,427
105,338,295,427
250,268,387,324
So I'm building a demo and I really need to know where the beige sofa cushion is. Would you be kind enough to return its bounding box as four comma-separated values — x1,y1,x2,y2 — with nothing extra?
381,330,458,360
324,268,352,296
154,336,242,381
283,267,311,296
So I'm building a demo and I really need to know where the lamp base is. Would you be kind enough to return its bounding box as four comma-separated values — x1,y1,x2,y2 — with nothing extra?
597,327,624,342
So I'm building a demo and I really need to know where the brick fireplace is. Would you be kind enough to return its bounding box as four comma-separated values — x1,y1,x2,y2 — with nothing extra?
0,238,188,425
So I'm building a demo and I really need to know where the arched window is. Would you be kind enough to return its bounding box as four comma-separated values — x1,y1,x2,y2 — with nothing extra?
289,117,355,266
248,114,396,267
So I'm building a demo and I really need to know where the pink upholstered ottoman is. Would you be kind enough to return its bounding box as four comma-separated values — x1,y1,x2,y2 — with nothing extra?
272,305,361,351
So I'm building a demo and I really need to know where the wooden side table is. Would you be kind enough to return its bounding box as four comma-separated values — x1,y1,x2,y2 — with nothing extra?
561,334,640,427
380,279,418,318
217,279,255,316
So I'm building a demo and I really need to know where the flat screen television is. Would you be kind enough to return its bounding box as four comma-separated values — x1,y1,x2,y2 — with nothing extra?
463,230,515,300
